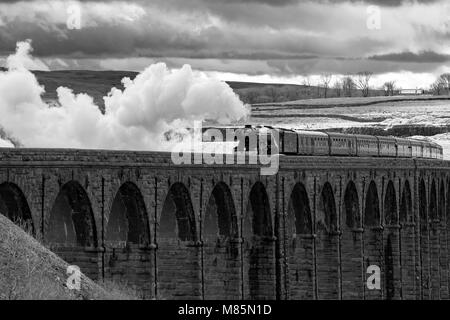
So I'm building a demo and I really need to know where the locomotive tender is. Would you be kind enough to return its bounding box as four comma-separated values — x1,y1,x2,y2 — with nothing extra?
204,125,443,160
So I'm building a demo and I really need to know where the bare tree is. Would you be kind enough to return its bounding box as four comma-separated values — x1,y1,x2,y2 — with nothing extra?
302,76,311,87
342,76,355,97
438,73,450,94
333,80,342,97
428,73,450,95
320,73,333,98
242,90,259,104
355,71,372,97
265,86,278,102
383,81,396,96
430,81,443,95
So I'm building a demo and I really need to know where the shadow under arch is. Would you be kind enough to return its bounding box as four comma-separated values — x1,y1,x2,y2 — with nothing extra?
429,179,440,299
400,181,412,223
0,182,34,234
157,182,200,299
399,180,416,299
341,180,364,299
244,181,275,300
287,182,313,299
437,179,448,299
364,181,380,227
106,181,150,245
204,181,238,239
316,181,339,299
246,181,272,238
288,183,312,235
160,182,196,241
344,181,360,229
317,182,337,233
418,178,430,299
46,180,97,247
384,181,398,225
203,181,240,299
104,182,152,298
429,180,437,221
363,180,382,299
384,180,398,300
439,180,446,223
45,180,98,279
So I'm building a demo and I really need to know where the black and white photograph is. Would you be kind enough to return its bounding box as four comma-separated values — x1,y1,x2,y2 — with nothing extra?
0,0,449,307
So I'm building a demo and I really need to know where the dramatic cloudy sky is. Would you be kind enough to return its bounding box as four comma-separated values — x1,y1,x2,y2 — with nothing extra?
0,0,448,88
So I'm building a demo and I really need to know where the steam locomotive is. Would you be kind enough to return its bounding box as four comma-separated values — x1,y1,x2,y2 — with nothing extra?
203,125,443,159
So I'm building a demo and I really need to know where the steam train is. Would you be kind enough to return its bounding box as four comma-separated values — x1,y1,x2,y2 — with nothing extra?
203,125,443,159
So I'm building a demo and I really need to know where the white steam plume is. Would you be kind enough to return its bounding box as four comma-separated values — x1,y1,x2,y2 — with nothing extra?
0,41,249,150
6,40,49,71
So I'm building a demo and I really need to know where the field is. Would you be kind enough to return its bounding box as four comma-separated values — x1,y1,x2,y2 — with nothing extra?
250,96,450,158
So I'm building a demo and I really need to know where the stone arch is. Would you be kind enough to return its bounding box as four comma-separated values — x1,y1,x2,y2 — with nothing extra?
203,181,240,299
439,180,446,222
104,182,152,298
383,180,398,300
288,183,312,235
447,179,450,220
317,182,337,233
364,181,380,227
419,179,427,225
429,179,440,299
157,182,201,299
46,180,97,247
429,180,437,221
341,180,363,299
437,179,448,299
244,181,275,300
344,181,360,229
160,182,196,241
399,181,412,223
106,182,150,245
446,179,450,298
204,181,238,239
384,180,398,225
0,182,34,234
247,181,272,237
316,181,339,299
418,178,430,299
399,180,415,299
287,182,313,299
363,180,382,299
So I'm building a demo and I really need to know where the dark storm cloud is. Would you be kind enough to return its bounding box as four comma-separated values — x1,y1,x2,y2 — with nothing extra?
0,0,448,80
369,51,450,63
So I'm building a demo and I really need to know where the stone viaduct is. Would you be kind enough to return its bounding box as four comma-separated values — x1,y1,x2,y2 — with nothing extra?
0,148,449,300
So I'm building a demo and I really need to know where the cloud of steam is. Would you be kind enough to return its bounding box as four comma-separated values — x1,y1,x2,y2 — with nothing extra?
6,40,49,71
0,138,13,147
0,41,249,150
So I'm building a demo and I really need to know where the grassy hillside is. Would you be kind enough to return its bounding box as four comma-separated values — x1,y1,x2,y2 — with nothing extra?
1,68,445,110
0,214,136,300
0,68,387,109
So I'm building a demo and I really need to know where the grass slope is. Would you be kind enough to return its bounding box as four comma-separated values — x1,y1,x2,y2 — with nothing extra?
0,214,135,300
